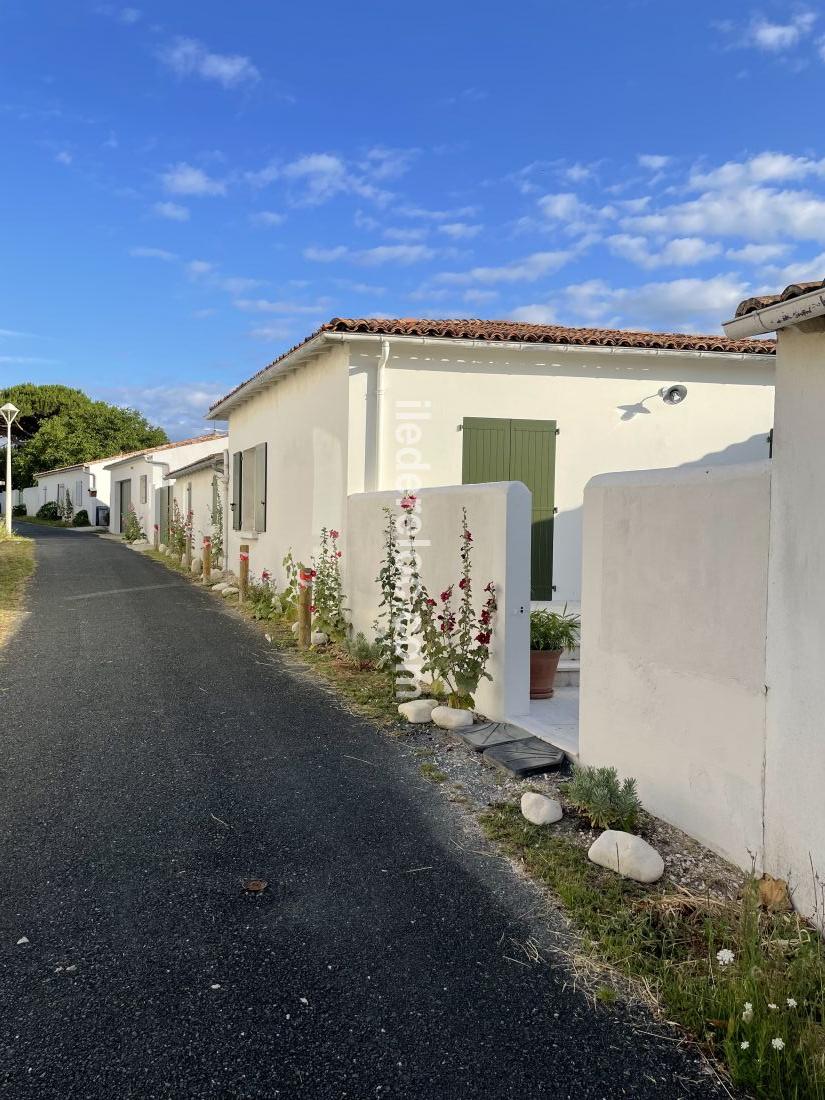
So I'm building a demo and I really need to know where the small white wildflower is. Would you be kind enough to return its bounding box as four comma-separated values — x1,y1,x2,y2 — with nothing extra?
771,1037,785,1051
742,1004,754,1023
716,948,735,966
768,1002,778,1011
787,997,797,1008
740,1040,750,1050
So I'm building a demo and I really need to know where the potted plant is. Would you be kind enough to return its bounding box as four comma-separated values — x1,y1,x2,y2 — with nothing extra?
529,607,580,699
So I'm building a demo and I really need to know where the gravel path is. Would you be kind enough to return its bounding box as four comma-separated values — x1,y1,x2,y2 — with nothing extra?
0,525,730,1098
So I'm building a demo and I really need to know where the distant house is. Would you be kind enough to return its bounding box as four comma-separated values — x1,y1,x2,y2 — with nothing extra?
33,451,146,526
206,317,775,603
103,434,227,537
163,452,226,564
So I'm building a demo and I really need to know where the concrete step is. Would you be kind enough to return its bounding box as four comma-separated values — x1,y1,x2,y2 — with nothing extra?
555,658,579,687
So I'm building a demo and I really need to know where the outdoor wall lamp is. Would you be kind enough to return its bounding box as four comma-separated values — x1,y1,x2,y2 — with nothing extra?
660,384,688,405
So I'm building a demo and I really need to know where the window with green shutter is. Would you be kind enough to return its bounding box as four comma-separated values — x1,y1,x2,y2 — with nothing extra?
462,416,556,600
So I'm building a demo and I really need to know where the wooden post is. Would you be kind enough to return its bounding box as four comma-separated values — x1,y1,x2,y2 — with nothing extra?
153,523,159,551
297,567,313,649
185,531,192,569
239,545,250,601
202,535,212,583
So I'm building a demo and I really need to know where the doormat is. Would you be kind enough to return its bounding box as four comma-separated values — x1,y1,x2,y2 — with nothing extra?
482,736,566,777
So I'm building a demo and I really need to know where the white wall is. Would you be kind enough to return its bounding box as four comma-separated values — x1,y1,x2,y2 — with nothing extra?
225,344,349,581
348,340,774,603
108,439,225,536
763,320,825,917
345,482,531,721
168,465,223,560
579,462,771,869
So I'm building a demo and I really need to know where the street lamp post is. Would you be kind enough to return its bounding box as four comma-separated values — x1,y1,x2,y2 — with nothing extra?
0,403,20,536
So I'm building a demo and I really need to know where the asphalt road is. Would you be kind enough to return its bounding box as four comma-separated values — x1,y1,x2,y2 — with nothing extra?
0,526,728,1099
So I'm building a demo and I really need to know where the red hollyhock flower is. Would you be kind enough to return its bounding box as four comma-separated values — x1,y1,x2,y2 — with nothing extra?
426,598,436,607
480,609,491,624
484,581,495,593
329,530,339,540
309,605,317,613
336,550,342,558
464,530,473,542
475,631,491,645
458,577,469,590
440,587,453,603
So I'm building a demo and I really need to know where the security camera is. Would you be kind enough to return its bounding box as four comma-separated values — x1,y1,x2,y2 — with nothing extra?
660,383,688,406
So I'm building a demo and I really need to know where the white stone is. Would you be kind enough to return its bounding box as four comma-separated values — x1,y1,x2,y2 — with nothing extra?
398,698,439,723
291,622,300,635
190,558,202,575
311,631,329,646
212,583,228,593
158,543,167,553
222,586,239,598
431,705,474,730
521,792,563,826
587,830,664,884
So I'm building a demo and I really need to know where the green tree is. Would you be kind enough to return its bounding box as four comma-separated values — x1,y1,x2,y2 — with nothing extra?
0,383,168,487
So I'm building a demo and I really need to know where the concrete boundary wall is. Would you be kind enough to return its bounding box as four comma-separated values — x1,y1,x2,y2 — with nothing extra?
345,482,531,721
579,461,771,870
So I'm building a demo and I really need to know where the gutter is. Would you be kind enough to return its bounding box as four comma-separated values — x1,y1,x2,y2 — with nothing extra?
372,337,391,491
723,287,825,339
207,330,774,420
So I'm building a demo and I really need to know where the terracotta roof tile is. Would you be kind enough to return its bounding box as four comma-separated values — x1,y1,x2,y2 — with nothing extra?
209,317,775,413
735,280,825,318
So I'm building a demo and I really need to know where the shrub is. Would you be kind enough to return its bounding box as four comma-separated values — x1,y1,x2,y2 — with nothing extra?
122,504,145,543
36,501,61,520
342,632,382,670
410,506,497,710
72,509,90,527
247,575,281,621
565,765,641,831
312,527,348,640
11,504,26,517
530,607,580,652
58,489,74,524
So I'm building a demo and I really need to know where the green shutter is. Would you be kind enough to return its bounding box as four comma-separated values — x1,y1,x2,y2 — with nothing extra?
254,443,267,533
461,417,512,484
462,416,556,601
510,419,556,601
159,486,170,543
232,451,242,531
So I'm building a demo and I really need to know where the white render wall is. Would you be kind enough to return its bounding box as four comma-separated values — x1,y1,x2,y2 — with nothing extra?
345,482,531,721
347,340,774,603
763,321,825,918
168,464,224,562
34,463,112,525
225,343,349,582
107,439,225,536
579,462,771,869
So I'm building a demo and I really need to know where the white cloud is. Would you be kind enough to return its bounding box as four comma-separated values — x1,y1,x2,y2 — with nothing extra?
747,12,816,51
161,162,226,196
234,298,331,314
638,154,671,172
55,150,72,165
153,201,190,221
607,234,722,268
159,37,260,89
95,382,228,438
462,289,499,305
359,146,419,181
383,226,428,242
399,204,480,222
0,355,59,365
764,250,825,284
726,242,790,263
436,250,573,285
130,246,178,261
249,210,285,227
689,152,825,190
624,185,825,243
249,324,293,341
248,152,393,206
120,7,141,23
304,244,435,266
438,222,483,239
513,274,748,332
304,246,349,263
186,259,215,277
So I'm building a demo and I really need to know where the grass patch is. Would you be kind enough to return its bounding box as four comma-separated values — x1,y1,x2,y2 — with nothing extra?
481,801,825,1099
0,535,35,647
15,516,67,527
419,761,448,784
144,549,190,575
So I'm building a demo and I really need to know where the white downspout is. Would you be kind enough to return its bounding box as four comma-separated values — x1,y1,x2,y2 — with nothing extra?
373,337,391,491
222,448,230,570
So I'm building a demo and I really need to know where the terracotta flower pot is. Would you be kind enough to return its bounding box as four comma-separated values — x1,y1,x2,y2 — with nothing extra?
530,649,563,699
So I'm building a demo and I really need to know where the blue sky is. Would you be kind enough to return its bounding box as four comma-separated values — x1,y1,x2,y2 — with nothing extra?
1,1,824,437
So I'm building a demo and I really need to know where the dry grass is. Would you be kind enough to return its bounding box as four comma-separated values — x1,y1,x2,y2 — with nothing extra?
0,535,35,647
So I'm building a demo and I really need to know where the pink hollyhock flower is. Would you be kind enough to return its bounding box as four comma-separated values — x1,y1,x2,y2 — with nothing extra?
400,494,417,512
329,530,339,540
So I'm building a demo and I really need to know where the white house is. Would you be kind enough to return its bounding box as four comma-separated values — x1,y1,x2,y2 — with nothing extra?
579,278,825,921
104,433,227,538
163,451,226,565
206,317,775,604
31,452,136,526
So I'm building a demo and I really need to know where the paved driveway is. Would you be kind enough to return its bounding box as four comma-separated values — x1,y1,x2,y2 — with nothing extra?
0,526,727,1098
